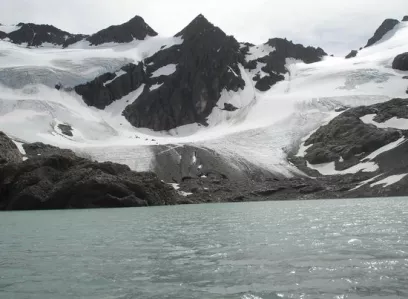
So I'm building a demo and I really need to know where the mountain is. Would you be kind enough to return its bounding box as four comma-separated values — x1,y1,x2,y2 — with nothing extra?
75,15,326,131
86,16,157,46
123,14,246,131
3,23,87,47
1,14,408,209
365,18,400,48
0,15,157,47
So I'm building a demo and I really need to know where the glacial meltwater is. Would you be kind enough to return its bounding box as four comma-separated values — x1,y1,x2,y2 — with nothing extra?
1,198,408,299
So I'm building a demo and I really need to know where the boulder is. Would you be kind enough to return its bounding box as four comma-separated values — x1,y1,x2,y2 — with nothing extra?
86,16,157,46
345,50,358,59
402,16,408,22
365,19,399,48
392,52,408,71
222,103,238,111
0,153,176,210
0,132,22,165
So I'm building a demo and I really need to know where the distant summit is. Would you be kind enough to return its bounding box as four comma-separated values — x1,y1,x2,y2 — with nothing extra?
5,23,87,47
365,18,400,48
0,15,157,47
175,14,219,39
86,15,157,46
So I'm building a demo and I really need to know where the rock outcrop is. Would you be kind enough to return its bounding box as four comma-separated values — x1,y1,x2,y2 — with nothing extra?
365,19,400,47
243,38,326,91
402,16,408,22
392,52,408,71
299,98,408,170
0,132,22,165
0,135,177,210
75,63,146,109
86,16,157,46
122,14,246,131
345,50,358,59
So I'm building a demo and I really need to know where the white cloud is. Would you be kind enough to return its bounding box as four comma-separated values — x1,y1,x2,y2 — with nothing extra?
0,0,407,54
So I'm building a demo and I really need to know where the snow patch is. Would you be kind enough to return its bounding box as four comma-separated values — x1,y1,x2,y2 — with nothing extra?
307,161,378,175
151,64,177,78
350,175,382,191
103,69,127,86
168,183,180,190
364,137,406,160
308,138,406,176
371,173,408,187
227,66,238,77
12,140,26,155
179,191,193,197
360,114,408,130
150,83,163,91
245,44,275,61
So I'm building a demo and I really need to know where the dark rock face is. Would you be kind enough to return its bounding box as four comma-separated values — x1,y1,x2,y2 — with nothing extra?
123,14,246,131
403,16,408,22
86,16,157,46
392,52,408,71
345,50,358,59
6,23,87,47
0,31,6,39
0,146,176,211
75,63,146,109
303,98,408,167
0,132,22,165
365,19,400,47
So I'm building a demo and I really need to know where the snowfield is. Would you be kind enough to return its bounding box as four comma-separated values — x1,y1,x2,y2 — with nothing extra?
1,22,408,177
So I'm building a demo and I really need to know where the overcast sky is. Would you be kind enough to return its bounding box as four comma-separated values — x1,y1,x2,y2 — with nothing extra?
1,0,407,54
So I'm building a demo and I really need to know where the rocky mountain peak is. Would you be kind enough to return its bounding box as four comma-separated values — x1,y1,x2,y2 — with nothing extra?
175,14,225,39
121,15,245,131
86,15,158,46
365,18,400,48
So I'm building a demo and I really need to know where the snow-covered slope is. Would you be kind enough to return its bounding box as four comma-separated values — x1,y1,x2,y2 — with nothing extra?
1,18,408,178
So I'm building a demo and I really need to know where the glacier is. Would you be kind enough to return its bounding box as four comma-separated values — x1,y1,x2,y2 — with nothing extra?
1,20,408,178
